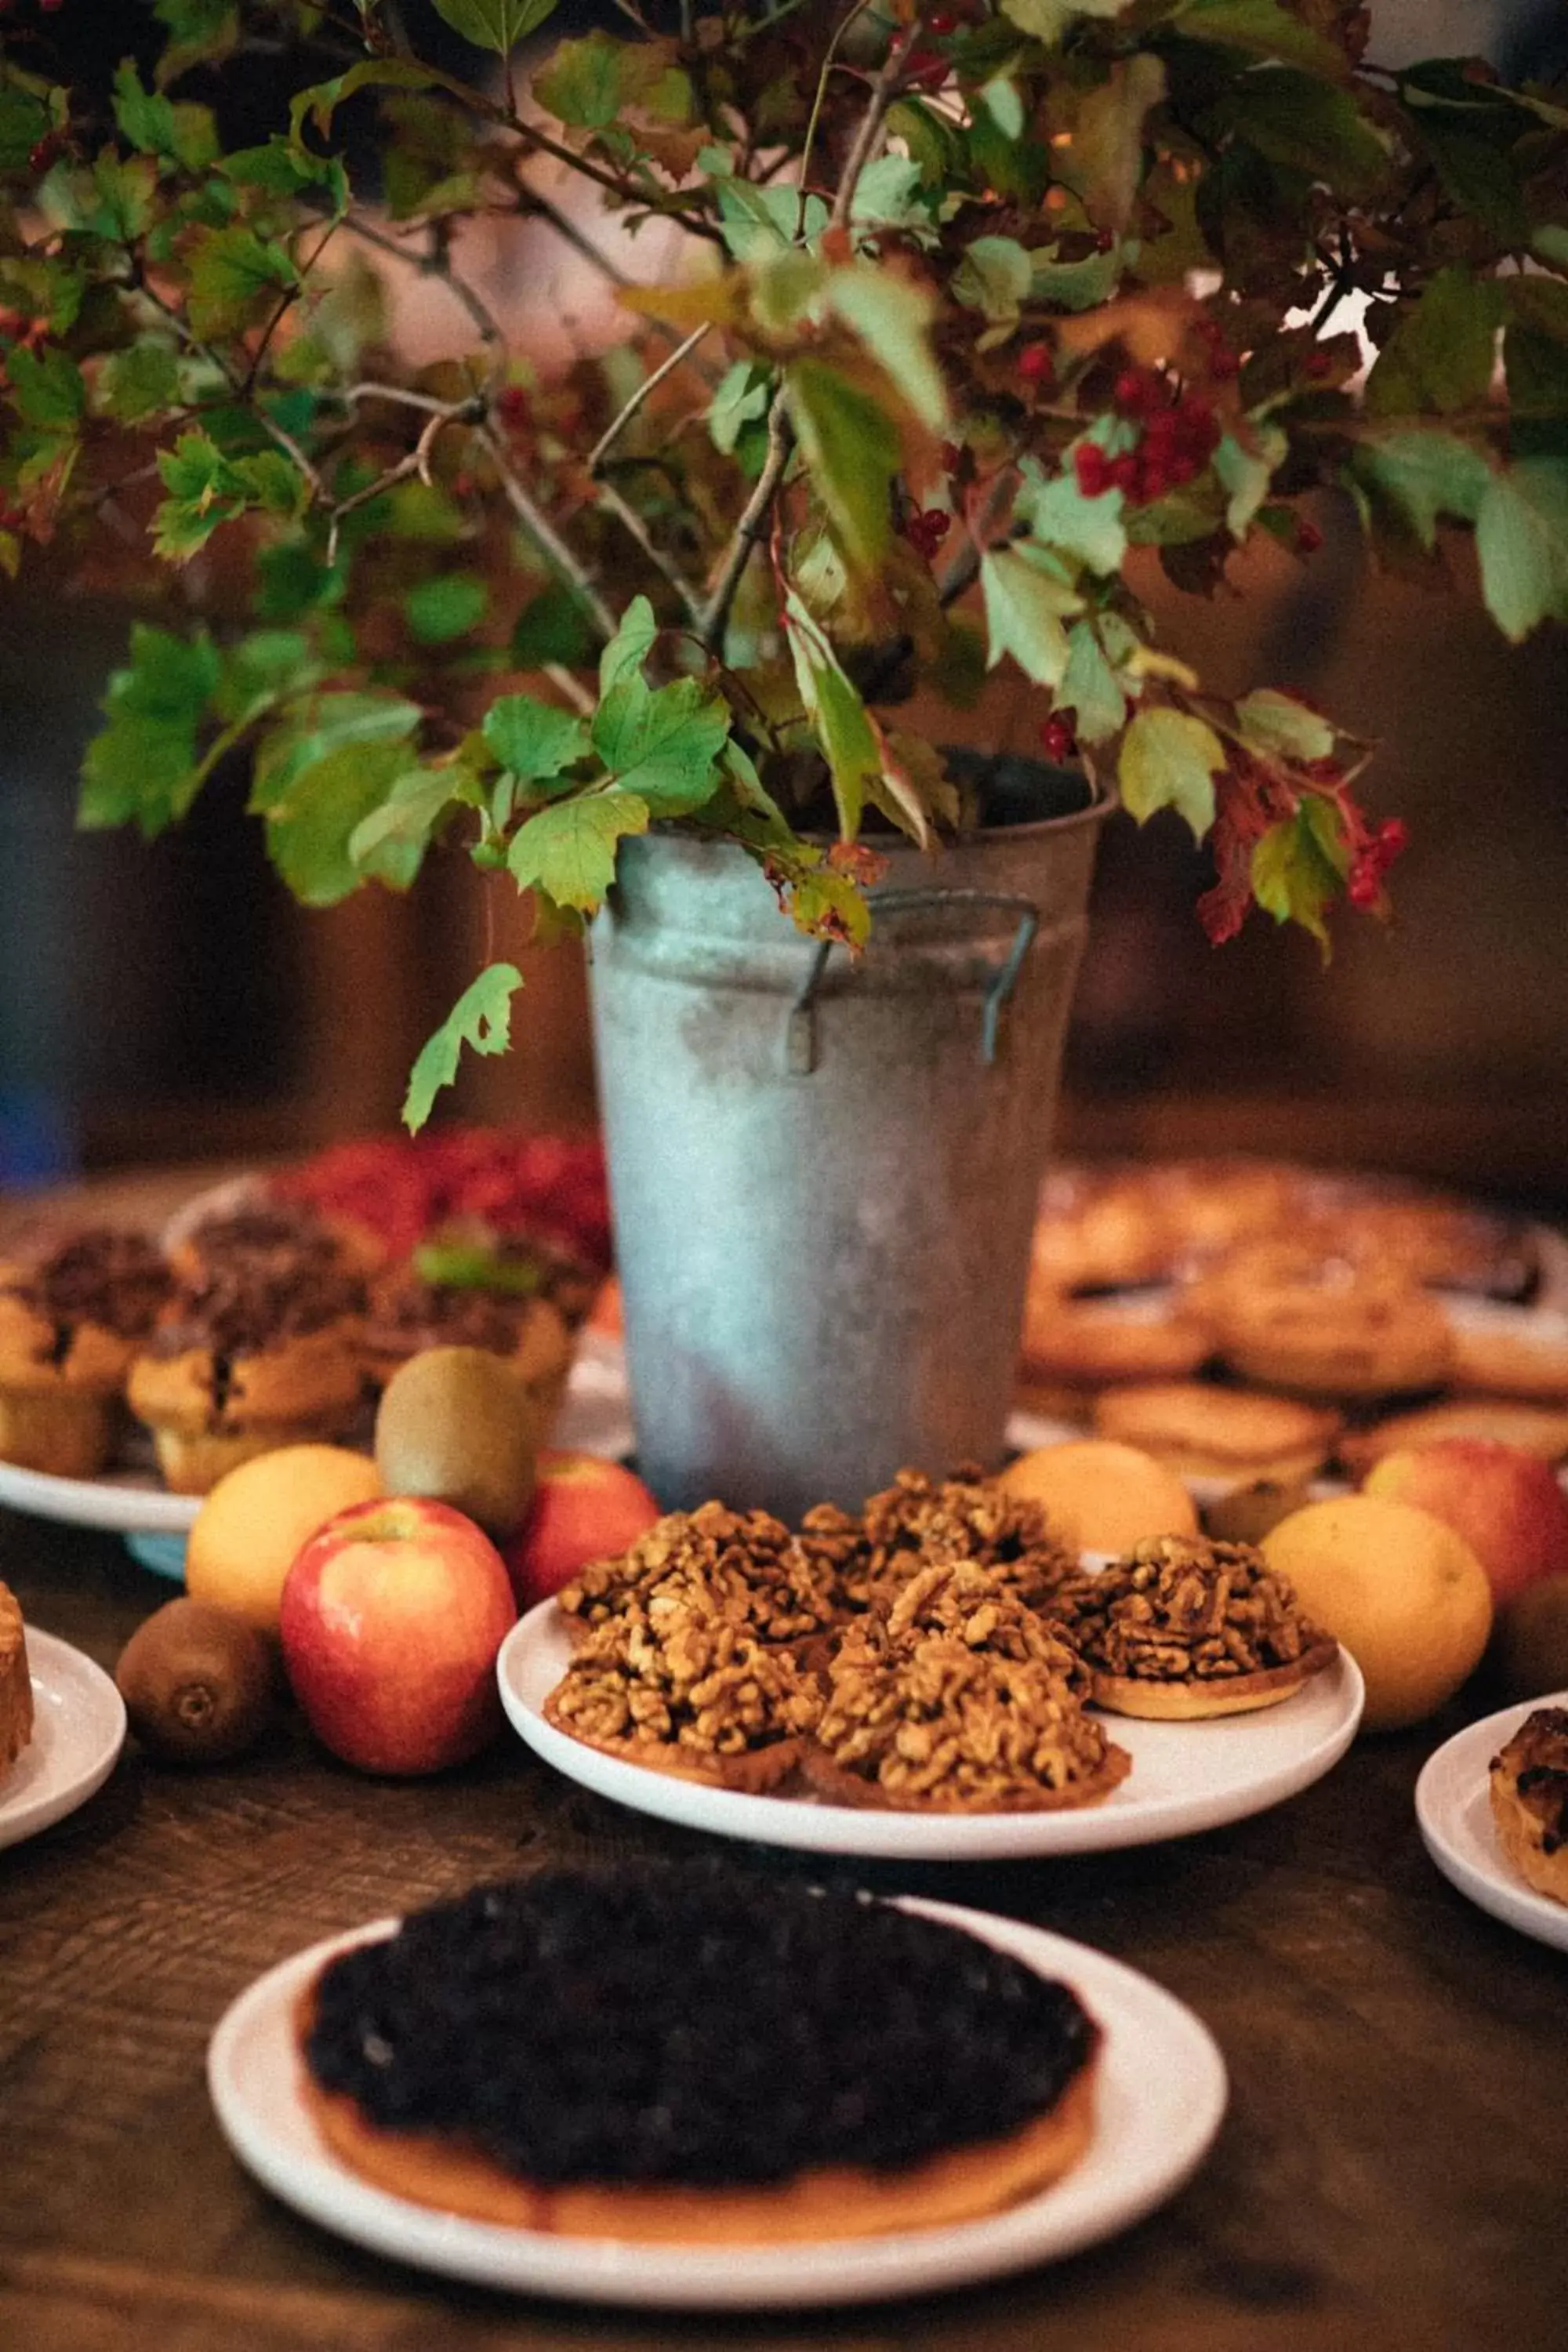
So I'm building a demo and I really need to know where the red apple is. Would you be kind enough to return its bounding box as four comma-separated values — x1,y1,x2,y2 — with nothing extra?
503,1450,662,1607
1364,1440,1568,1610
279,1497,517,1774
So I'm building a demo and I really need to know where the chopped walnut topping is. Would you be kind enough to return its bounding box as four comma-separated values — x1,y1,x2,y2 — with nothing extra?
551,1599,821,1759
818,1467,1073,1618
815,1624,1115,1808
557,1501,837,1647
1047,1534,1330,1684
876,1559,1092,1693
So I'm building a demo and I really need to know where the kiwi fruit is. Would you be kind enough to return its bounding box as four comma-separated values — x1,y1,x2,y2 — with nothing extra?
116,1598,274,1764
373,1345,538,1535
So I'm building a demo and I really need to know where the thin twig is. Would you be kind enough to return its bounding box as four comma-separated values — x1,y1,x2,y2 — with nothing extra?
324,407,461,563
512,183,633,288
134,275,325,497
830,16,924,229
545,663,596,713
594,477,705,625
588,325,710,474
346,213,506,353
477,424,618,644
700,395,793,652
798,0,872,230
342,382,481,419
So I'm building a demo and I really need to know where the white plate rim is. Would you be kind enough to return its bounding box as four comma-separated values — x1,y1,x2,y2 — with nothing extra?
0,1624,127,1850
1414,1689,1568,1953
0,1455,201,1534
206,1896,1226,2310
497,1603,1363,1863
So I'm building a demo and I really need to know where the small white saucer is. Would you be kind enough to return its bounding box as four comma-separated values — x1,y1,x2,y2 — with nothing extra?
1416,1690,1568,1954
0,1624,127,1850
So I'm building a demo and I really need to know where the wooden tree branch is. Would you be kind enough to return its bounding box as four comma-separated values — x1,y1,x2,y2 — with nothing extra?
830,16,925,229
323,407,461,564
132,277,325,499
588,325,710,475
476,424,619,645
699,395,793,653
593,477,706,627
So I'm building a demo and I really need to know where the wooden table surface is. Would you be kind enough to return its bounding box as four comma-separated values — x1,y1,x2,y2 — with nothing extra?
2,1511,1565,2352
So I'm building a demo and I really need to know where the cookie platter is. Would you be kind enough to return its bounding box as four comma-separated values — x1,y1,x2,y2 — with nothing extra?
209,1895,1227,2307
499,1601,1363,1862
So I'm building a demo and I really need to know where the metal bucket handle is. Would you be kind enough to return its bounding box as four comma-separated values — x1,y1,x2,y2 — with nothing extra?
786,887,1040,1076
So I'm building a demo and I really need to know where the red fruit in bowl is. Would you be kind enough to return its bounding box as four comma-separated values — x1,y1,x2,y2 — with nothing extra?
504,1450,663,1607
280,1497,517,1775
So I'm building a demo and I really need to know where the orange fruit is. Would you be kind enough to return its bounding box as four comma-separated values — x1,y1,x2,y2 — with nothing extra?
1261,1494,1492,1731
999,1439,1199,1555
186,1444,383,1633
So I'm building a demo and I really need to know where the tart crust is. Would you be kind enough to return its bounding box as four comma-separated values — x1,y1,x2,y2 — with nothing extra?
539,1690,804,1793
803,1742,1131,1812
1088,1642,1338,1721
0,1581,32,1780
296,1987,1099,2243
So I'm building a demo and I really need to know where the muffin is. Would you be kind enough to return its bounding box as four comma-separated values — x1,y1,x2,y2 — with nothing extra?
0,1227,172,1476
127,1259,365,1494
359,1235,592,1442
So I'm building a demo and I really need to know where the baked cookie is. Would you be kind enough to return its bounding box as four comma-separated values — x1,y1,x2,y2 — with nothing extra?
1030,1164,1176,1292
1020,1286,1213,1392
1443,1304,1568,1403
1196,1241,1451,1398
1337,1397,1568,1478
1047,1534,1337,1719
297,1863,1102,2241
0,1581,32,1780
0,1228,172,1476
1091,1381,1341,1488
1489,1708,1568,1905
127,1261,365,1494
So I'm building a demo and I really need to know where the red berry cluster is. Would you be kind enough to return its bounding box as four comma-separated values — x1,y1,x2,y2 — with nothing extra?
902,506,952,561
1073,369,1221,506
28,132,64,174
1039,712,1076,763
1348,818,1408,909
1018,342,1054,390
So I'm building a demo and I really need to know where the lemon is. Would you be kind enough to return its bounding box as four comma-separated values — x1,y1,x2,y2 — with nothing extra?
1000,1439,1200,1555
1262,1494,1492,1731
186,1444,383,1633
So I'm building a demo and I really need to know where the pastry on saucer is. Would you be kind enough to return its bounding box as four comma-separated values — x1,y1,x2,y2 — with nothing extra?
807,1619,1127,1812
127,1261,365,1494
1489,1707,1568,1904
544,1592,821,1790
1091,1381,1341,1489
0,1581,32,1780
1047,1533,1337,1719
0,1228,172,1476
297,1861,1102,2241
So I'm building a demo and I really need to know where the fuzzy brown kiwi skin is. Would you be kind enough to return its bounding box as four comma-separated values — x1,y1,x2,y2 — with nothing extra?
116,1599,275,1764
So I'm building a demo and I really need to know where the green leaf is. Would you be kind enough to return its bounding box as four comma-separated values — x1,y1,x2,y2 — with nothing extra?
0,85,49,177
592,677,729,814
95,341,180,423
187,226,297,339
249,691,423,813
850,155,929,232
951,235,1033,327
404,962,523,1133
154,0,238,88
78,623,221,836
1059,55,1166,234
404,573,490,644
289,60,443,147
1001,0,1124,41
1029,245,1125,311
431,0,559,53
598,594,657,695
112,59,217,168
1351,427,1492,550
1364,267,1504,419
1018,455,1127,573
782,586,884,843
980,549,1081,688
1118,706,1226,840
714,176,826,261
483,692,588,782
1173,0,1350,79
214,628,321,724
534,29,668,127
786,358,899,573
1234,689,1332,764
82,152,158,240
824,264,946,431
348,766,464,876
506,790,649,910
221,137,339,195
1062,622,1127,746
511,580,596,668
710,359,773,457
5,345,84,430
1214,423,1284,535
1250,797,1348,950
1475,459,1568,642
1224,70,1388,202
260,732,423,904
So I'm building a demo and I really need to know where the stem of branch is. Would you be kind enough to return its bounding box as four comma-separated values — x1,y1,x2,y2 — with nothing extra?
830,15,924,228
588,325,709,474
700,394,792,654
324,406,459,563
476,423,619,645
134,274,325,497
593,477,706,626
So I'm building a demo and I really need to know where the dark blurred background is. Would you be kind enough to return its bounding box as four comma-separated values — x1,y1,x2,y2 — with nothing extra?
1,0,1565,1210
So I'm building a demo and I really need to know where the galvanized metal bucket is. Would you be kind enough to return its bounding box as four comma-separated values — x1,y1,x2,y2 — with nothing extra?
589,764,1108,1521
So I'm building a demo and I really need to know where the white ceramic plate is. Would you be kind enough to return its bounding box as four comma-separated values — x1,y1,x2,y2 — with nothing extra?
498,1603,1363,1863
207,1896,1225,2310
0,1624,126,1851
1415,1691,1568,1954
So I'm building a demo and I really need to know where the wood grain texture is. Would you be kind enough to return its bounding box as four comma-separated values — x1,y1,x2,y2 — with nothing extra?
3,1511,1566,2352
